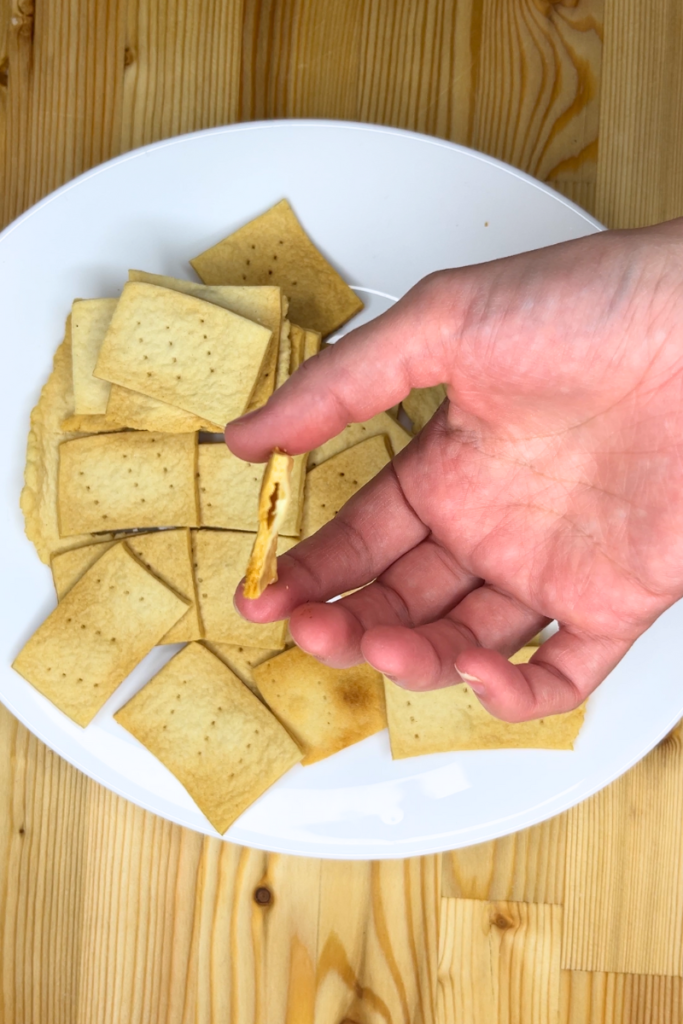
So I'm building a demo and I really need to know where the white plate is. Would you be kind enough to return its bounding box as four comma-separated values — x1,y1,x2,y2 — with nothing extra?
2,120,681,860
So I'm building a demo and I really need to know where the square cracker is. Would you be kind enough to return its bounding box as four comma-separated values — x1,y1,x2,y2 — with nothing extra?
253,647,387,764
51,529,202,644
58,431,199,536
198,443,303,537
244,450,294,599
193,529,295,649
190,199,363,337
202,642,279,696
302,434,393,539
308,411,411,469
128,270,282,411
105,385,221,433
383,649,587,759
21,318,125,564
71,298,118,414
12,542,189,727
114,643,302,834
94,282,272,427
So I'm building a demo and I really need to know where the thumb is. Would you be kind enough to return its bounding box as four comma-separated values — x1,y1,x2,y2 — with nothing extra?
224,272,461,462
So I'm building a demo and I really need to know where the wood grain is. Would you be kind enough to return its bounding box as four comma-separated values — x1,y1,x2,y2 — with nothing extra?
560,971,683,1024
595,0,683,228
442,812,567,904
563,730,683,976
437,897,563,1024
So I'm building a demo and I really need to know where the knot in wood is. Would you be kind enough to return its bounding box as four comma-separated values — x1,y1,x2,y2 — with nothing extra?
0,58,8,88
492,911,512,930
254,885,272,906
124,46,136,68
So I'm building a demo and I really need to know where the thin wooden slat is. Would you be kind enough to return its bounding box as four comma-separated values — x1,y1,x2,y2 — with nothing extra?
442,812,567,905
0,708,90,1024
1,0,128,229
122,0,244,154
595,0,683,228
560,970,683,1024
563,730,683,976
437,897,563,1024
316,857,441,1024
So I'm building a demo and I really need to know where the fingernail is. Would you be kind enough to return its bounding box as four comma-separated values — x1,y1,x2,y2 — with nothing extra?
455,662,485,696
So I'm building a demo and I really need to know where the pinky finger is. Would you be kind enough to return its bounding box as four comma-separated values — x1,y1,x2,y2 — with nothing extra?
454,627,632,722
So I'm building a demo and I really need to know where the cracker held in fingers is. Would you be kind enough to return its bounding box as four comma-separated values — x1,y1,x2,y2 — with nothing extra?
243,449,294,599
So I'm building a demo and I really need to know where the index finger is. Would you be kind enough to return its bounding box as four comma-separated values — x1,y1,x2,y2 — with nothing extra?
224,273,457,463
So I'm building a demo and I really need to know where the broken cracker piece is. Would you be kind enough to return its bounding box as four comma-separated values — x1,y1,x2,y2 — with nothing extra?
243,450,294,599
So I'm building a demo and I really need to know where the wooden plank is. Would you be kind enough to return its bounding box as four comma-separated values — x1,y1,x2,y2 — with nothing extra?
0,708,90,1024
122,0,244,153
560,971,683,1024
316,857,441,1024
437,897,563,1024
563,730,683,976
1,0,128,229
442,813,567,905
595,0,683,228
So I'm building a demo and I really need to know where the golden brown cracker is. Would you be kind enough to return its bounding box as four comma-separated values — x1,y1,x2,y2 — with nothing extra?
308,411,411,469
94,282,272,427
12,542,189,727
243,450,294,599
253,647,387,764
301,434,392,538
114,643,302,833
190,199,363,337
58,431,199,536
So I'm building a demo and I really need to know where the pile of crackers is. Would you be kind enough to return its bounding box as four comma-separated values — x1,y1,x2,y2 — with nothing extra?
13,199,586,836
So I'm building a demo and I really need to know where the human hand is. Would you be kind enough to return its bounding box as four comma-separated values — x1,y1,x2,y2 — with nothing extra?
225,219,683,722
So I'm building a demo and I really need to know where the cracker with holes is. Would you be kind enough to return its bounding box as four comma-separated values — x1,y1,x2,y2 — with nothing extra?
193,529,295,648
383,646,587,758
12,542,190,727
301,434,393,538
93,282,272,426
71,298,118,414
114,643,302,833
244,449,294,599
253,647,387,764
197,443,303,537
308,411,411,469
128,271,283,412
202,642,279,696
51,529,201,643
58,431,199,535
190,199,363,337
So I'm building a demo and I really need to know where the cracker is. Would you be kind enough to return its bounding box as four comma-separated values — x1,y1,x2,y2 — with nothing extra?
114,643,302,833
51,530,201,644
193,529,295,648
197,443,303,537
94,282,272,427
402,384,448,434
302,326,322,361
289,323,306,373
253,647,386,764
243,450,294,599
20,318,122,564
383,645,587,758
58,431,199,536
275,319,292,390
302,434,392,538
106,385,221,433
202,642,279,696
190,199,363,337
308,411,411,469
128,270,282,411
12,542,189,727
71,298,118,414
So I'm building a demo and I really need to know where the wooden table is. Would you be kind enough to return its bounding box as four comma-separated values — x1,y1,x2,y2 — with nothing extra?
2,1,683,1021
